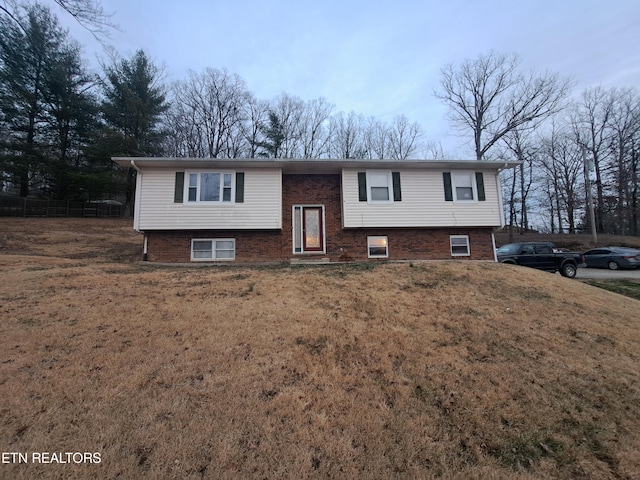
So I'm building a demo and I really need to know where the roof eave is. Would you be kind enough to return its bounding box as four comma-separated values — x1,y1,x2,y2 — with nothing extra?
111,157,521,173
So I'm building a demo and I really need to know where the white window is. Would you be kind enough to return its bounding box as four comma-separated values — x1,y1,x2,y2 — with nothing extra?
186,172,234,203
368,236,388,258
191,239,236,261
367,171,392,203
452,172,476,201
450,235,470,256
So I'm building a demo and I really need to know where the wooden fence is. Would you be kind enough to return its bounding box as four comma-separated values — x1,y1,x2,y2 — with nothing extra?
0,196,123,218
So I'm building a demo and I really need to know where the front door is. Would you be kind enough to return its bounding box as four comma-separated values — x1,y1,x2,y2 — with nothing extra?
303,207,323,251
293,205,324,253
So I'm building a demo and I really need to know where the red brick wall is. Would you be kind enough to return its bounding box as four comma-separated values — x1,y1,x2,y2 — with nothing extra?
144,229,283,263
142,173,497,263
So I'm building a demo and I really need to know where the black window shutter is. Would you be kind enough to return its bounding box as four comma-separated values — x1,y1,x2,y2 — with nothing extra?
174,172,185,203
475,172,486,201
392,172,402,201
357,172,367,202
235,172,245,203
443,172,453,201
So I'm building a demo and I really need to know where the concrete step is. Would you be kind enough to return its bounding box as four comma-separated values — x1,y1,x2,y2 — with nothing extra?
289,257,331,265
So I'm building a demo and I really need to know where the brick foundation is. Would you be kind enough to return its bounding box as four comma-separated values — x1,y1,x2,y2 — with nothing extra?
142,173,498,263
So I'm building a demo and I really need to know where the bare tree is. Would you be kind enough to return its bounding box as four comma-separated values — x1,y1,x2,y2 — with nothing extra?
268,93,305,158
388,114,422,159
608,88,640,234
502,128,537,238
298,97,333,159
170,68,250,158
329,111,365,158
435,51,572,160
362,117,389,159
1,0,116,40
240,96,270,158
537,123,584,234
570,87,616,232
421,140,451,160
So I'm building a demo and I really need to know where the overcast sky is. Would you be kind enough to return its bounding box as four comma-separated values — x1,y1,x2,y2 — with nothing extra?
57,0,640,158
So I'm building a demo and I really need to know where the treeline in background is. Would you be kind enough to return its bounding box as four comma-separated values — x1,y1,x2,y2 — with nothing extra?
1,3,638,236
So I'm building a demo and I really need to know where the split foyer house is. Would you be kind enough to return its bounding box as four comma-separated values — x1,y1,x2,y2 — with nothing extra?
112,158,516,263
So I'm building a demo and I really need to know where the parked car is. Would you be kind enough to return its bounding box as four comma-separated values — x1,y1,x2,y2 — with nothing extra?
496,242,585,278
582,247,640,270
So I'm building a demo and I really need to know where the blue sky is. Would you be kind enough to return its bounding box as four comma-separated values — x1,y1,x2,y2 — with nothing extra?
57,0,640,157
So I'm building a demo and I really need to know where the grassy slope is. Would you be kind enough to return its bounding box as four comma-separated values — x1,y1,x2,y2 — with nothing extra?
0,219,639,479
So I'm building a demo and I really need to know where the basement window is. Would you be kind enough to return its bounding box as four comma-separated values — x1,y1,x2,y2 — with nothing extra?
368,236,388,258
191,239,236,261
450,235,470,256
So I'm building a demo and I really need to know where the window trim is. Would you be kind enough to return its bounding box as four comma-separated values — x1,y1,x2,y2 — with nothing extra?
451,171,478,202
185,171,236,204
367,236,389,258
191,238,236,261
450,235,470,257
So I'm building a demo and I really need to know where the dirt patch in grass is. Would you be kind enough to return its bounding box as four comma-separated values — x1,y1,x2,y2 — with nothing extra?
0,219,639,479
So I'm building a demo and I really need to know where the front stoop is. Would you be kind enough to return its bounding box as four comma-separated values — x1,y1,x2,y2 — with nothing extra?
289,257,331,265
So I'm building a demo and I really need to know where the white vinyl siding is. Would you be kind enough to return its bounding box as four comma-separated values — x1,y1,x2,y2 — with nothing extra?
137,168,282,230
342,169,503,228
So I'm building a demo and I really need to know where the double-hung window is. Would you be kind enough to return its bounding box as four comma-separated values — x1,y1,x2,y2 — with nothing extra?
443,172,485,202
450,235,470,256
358,171,401,203
369,172,391,202
452,172,475,201
191,239,236,261
368,236,389,258
187,172,234,203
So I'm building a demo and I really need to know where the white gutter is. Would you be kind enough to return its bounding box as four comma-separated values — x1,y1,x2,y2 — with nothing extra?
131,160,142,232
496,168,507,228
492,233,498,262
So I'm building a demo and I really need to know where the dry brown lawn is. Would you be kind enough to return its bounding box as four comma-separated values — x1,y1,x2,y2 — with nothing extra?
1,218,639,479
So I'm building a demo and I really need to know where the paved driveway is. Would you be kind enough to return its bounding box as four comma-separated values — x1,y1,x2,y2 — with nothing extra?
576,267,640,280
